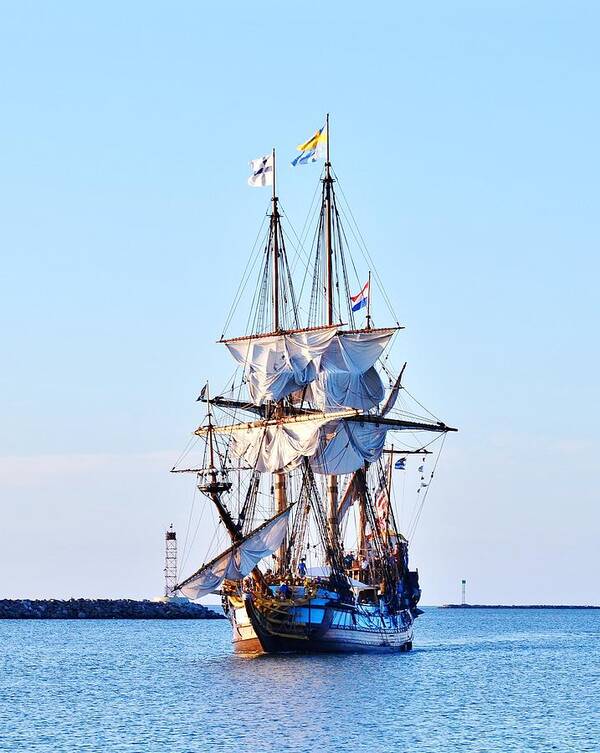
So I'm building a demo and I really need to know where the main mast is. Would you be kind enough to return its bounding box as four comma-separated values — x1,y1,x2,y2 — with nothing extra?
271,148,287,572
324,114,339,549
324,114,334,326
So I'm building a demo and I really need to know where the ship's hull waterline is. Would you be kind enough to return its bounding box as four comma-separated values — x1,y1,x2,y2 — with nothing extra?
228,596,414,655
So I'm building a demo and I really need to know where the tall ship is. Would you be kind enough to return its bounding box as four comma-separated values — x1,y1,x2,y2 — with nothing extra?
172,118,456,654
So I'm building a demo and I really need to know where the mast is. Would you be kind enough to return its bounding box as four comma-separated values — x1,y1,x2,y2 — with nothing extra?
324,113,334,326
195,390,269,592
366,271,372,329
207,384,216,470
272,147,280,332
200,384,242,542
324,113,339,551
271,148,287,572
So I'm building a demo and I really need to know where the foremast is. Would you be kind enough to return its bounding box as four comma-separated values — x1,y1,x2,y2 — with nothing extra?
197,384,241,543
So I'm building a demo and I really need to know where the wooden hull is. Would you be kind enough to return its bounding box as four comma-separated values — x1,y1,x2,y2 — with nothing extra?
233,635,264,655
227,594,414,655
230,602,264,655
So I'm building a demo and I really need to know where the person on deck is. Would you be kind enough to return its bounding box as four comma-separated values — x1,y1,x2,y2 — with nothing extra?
278,582,291,600
298,559,307,578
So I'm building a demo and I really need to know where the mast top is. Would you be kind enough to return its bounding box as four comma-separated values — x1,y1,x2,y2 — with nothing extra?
271,147,277,203
324,113,334,326
270,147,281,332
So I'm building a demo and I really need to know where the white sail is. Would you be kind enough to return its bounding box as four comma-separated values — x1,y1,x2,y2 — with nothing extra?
225,410,354,473
337,472,360,525
381,371,402,416
229,415,330,473
177,508,292,600
310,419,388,475
305,329,396,411
223,327,395,410
223,410,388,475
224,326,339,405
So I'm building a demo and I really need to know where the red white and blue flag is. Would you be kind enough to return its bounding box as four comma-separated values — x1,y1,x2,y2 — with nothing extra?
374,473,390,532
350,280,369,312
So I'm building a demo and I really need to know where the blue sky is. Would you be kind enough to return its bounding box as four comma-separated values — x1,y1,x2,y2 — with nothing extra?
1,2,598,603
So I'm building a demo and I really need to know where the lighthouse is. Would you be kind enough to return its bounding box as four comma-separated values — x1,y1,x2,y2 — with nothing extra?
164,524,178,597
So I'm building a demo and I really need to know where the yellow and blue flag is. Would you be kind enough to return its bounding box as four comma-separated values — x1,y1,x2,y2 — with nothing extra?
291,124,327,166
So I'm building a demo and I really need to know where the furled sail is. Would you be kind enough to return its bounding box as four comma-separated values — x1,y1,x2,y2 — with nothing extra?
223,326,339,405
337,472,360,525
230,415,329,473
224,410,356,473
175,507,293,600
381,371,402,416
310,419,388,475
305,328,397,411
222,326,396,411
199,409,389,475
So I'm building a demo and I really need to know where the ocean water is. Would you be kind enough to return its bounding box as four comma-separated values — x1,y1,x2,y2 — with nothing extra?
0,608,598,753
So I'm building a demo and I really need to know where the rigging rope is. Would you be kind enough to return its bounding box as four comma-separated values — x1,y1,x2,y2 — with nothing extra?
407,432,447,541
179,480,199,578
221,211,268,338
332,168,401,326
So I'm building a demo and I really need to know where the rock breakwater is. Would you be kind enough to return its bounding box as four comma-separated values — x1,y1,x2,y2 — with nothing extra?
0,598,225,619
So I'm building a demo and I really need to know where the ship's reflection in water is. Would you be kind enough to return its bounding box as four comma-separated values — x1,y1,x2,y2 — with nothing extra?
1,608,597,753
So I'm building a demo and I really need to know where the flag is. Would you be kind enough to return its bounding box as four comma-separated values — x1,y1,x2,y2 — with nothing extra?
248,155,273,187
350,280,369,312
196,383,208,402
394,457,406,470
374,476,390,531
291,124,327,166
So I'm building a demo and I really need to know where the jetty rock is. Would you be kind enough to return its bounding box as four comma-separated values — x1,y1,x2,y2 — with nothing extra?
0,598,225,620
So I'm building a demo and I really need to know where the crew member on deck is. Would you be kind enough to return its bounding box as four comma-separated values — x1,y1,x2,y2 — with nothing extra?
278,582,292,600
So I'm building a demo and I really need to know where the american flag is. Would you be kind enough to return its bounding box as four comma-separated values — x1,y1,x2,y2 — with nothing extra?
374,473,390,531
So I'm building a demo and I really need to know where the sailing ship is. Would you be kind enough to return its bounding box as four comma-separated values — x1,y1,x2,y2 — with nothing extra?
172,117,457,654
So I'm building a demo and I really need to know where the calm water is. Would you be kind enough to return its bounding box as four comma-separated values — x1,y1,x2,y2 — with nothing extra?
0,608,598,753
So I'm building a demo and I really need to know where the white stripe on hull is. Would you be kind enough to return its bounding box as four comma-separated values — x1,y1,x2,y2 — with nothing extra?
316,624,413,650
